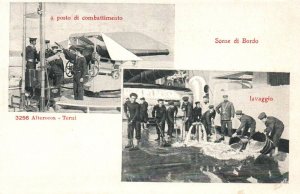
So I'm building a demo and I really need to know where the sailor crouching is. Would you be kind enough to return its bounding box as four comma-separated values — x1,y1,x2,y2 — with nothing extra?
201,105,216,141
258,112,284,155
232,110,256,151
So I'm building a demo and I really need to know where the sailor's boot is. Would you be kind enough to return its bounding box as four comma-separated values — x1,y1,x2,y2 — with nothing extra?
125,139,133,148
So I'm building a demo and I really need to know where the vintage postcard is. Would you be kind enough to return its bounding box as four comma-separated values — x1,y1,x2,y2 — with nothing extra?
1,0,300,194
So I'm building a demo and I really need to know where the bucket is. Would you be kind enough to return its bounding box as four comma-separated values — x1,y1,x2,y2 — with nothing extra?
251,132,274,155
229,132,274,155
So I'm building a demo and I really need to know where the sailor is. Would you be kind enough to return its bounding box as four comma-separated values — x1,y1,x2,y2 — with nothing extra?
201,105,216,140
124,93,141,148
48,46,64,87
139,97,149,130
192,101,202,139
25,37,39,69
152,99,167,141
215,94,235,141
123,97,130,111
25,37,39,96
202,95,210,113
181,96,193,134
232,110,256,139
166,101,178,138
45,40,54,58
258,112,284,155
68,45,88,100
61,45,76,64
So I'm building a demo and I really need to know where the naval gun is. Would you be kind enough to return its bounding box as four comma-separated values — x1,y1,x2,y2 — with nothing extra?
57,32,170,80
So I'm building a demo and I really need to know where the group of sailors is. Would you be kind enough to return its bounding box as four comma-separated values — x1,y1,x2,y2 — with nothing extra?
124,92,285,155
24,37,88,101
25,38,64,91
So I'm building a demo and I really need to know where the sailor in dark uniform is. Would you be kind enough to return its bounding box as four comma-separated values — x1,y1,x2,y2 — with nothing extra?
25,37,39,96
192,101,202,139
258,112,284,155
216,94,235,141
139,97,149,130
166,101,178,138
233,110,256,139
48,46,64,87
63,45,88,100
25,37,39,69
181,96,193,133
123,98,130,111
152,99,167,141
201,105,216,140
124,93,141,148
45,40,54,58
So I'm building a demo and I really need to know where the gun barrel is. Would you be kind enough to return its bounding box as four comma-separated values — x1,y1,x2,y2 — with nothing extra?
129,49,169,56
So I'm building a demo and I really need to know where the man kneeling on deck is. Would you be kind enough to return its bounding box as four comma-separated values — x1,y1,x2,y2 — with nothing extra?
124,93,141,149
232,110,256,151
258,112,284,155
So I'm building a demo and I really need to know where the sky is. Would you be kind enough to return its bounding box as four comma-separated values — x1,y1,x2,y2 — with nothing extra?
10,3,174,52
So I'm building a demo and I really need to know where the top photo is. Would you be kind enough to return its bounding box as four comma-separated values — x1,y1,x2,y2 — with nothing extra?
8,2,174,113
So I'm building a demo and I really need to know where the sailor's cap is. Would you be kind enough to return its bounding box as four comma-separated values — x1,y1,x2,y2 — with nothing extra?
129,93,138,98
258,112,267,120
168,101,174,105
69,45,83,52
182,96,189,101
29,37,37,42
236,110,243,115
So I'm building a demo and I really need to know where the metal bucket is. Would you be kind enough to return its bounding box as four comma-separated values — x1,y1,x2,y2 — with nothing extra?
229,132,274,155
251,132,274,155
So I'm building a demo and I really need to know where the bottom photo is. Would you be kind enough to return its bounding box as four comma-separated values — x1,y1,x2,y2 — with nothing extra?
121,69,289,183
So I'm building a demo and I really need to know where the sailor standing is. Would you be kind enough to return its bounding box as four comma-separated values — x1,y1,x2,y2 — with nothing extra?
64,45,88,100
48,46,64,87
166,101,178,138
202,95,210,113
181,96,193,134
192,101,202,139
152,99,167,141
26,37,39,70
139,97,149,130
25,37,39,96
124,93,141,149
45,40,54,58
215,94,235,141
